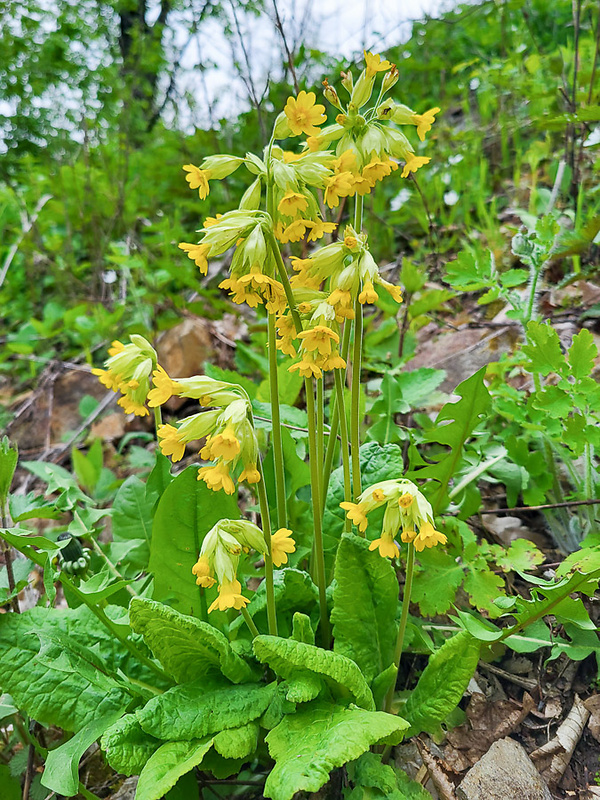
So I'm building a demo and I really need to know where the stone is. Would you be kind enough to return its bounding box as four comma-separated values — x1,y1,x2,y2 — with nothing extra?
457,737,552,800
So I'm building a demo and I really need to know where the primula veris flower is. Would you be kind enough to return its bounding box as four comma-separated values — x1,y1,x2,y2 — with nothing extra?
401,155,431,178
284,91,327,137
147,365,183,407
208,579,250,613
278,191,309,217
92,335,157,417
183,164,211,199
323,171,354,208
198,462,236,495
192,555,216,588
271,528,296,567
364,50,393,78
178,242,210,274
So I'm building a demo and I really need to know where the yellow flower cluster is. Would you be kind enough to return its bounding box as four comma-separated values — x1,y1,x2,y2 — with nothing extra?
151,371,260,495
92,335,158,417
192,520,295,612
340,479,447,557
278,297,346,379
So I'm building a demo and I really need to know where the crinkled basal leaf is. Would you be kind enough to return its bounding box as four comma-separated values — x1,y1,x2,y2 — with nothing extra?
101,713,161,776
331,534,399,685
291,612,315,644
403,631,480,737
264,700,409,800
129,597,255,684
42,708,127,796
213,721,258,759
137,679,276,740
323,443,404,559
0,608,130,732
285,672,323,704
253,635,374,710
149,466,240,618
413,368,490,514
522,320,567,377
136,739,213,800
347,752,431,800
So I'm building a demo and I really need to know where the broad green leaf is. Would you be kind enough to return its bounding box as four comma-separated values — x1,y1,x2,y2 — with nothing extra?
569,328,597,380
291,611,315,644
331,534,399,685
101,713,161,776
464,561,505,614
413,368,490,513
0,694,17,722
366,373,410,444
503,619,552,653
111,475,153,569
532,385,572,417
522,320,566,376
370,664,398,711
494,539,544,573
264,700,409,800
129,597,255,684
8,492,60,522
136,739,213,800
444,249,493,292
149,466,239,617
346,752,431,800
403,632,480,736
0,437,19,504
285,671,323,703
146,451,173,507
42,709,126,796
0,607,130,732
0,766,20,800
411,547,464,616
136,679,276,740
213,721,258,759
165,773,199,800
393,368,446,409
253,635,375,710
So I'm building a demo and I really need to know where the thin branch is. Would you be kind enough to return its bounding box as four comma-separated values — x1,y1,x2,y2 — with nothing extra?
480,498,600,515
271,0,299,93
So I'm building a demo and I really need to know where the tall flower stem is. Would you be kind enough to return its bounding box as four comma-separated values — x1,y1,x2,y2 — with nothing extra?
241,606,260,638
321,320,352,509
153,406,162,436
316,376,325,497
268,312,288,530
351,196,364,500
351,293,363,500
305,376,331,647
384,544,415,714
334,370,352,533
256,458,278,636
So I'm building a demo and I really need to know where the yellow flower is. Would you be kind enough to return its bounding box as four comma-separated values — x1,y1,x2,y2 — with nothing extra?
271,528,296,567
327,288,354,321
278,191,309,217
340,501,369,532
289,354,322,379
358,280,378,304
117,395,149,417
203,213,223,228
401,528,417,543
197,462,236,495
192,555,216,588
201,427,241,462
108,340,125,356
183,164,211,199
147,365,182,407
305,219,337,242
219,277,262,308
278,218,312,243
324,172,354,208
178,242,210,274
401,155,431,178
321,352,346,371
91,368,122,392
399,493,413,509
157,424,186,462
208,579,249,613
350,173,375,196
368,536,400,559
284,91,327,137
364,51,393,78
297,325,339,356
414,107,441,141
239,465,261,484
413,521,447,552
362,157,397,184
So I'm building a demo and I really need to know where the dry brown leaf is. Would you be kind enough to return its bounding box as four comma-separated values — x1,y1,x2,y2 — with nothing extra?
530,694,591,787
583,695,600,743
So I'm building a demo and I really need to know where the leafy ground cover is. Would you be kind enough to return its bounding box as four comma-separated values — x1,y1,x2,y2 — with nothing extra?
1,0,600,798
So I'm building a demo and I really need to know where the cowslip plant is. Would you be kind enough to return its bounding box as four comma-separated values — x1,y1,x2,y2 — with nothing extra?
1,51,595,800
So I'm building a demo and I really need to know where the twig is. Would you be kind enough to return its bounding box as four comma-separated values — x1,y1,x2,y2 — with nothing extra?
0,194,53,289
479,662,537,691
271,0,299,93
415,738,457,800
480,498,600,515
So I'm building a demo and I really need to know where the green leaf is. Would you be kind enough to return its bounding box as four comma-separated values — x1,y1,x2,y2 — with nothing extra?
0,607,130,733
393,369,446,409
0,766,20,800
136,680,276,740
0,436,19,505
331,534,399,685
264,700,409,800
366,374,410,444
494,539,544,573
42,709,126,796
8,492,60,522
411,547,465,616
291,612,315,644
136,739,213,800
463,561,505,614
129,597,255,684
503,619,552,653
413,368,490,513
149,466,240,617
403,632,480,736
346,752,431,800
213,721,259,759
568,328,597,380
111,475,153,569
253,635,375,710
101,713,161,776
522,320,567,377
146,452,173,508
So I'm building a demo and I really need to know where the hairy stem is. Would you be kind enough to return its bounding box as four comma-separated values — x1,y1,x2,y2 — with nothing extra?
334,369,352,533
256,459,278,636
0,499,19,613
268,312,288,529
384,544,415,713
351,293,363,501
241,606,260,638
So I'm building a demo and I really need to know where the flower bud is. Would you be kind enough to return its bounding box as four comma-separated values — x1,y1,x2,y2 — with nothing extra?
382,65,399,92
239,177,262,210
200,154,244,180
340,70,354,94
273,111,292,140
322,79,343,111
